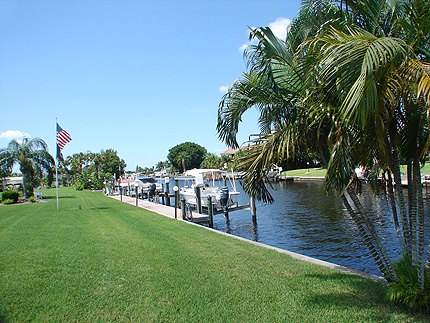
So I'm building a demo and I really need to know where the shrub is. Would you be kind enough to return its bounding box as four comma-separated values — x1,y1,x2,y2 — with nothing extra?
1,190,19,203
387,254,430,313
2,198,15,205
28,196,37,203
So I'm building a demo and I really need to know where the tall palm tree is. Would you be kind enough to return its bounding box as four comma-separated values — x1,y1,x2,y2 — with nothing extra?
217,0,430,289
0,137,54,198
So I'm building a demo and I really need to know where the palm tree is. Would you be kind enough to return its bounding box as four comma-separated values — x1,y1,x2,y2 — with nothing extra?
306,0,430,289
217,0,430,292
92,152,105,179
0,137,54,198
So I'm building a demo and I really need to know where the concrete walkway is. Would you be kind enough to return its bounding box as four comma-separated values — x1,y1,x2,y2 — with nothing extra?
107,194,385,283
109,194,177,218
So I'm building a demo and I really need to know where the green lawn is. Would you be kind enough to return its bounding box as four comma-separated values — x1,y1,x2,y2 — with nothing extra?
0,188,426,322
283,167,327,177
283,163,430,178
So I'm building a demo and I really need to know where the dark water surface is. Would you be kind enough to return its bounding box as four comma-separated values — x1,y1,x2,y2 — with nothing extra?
207,180,430,277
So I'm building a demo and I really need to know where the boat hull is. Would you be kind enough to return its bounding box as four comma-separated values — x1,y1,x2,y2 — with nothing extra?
180,186,239,210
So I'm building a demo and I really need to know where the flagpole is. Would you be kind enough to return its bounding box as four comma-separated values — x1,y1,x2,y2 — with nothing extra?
56,117,59,211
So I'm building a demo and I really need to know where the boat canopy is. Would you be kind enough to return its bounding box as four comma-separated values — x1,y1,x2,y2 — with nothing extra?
184,169,226,176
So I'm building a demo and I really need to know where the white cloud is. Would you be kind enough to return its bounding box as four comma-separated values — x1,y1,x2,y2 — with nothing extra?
0,130,30,140
238,17,292,52
238,43,249,53
268,17,291,40
219,85,229,93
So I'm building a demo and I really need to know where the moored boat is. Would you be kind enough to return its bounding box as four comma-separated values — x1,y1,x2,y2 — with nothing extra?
177,169,240,210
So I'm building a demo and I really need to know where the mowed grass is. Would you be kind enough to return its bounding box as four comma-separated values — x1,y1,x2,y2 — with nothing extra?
283,167,327,178
284,163,430,178
0,188,427,322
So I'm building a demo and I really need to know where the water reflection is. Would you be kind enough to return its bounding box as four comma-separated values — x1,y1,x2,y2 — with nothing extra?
168,177,429,276
212,180,407,276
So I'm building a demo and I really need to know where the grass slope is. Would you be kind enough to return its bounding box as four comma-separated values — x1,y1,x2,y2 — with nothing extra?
283,167,327,178
284,163,430,178
0,188,426,322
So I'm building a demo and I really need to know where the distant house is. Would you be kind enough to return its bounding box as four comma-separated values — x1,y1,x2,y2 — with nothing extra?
2,177,23,190
220,146,250,159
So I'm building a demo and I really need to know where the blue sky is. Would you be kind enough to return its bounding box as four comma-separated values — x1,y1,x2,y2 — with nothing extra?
0,0,299,171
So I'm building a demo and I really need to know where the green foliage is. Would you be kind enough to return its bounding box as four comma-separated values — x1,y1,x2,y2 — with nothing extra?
154,160,169,171
167,142,207,173
46,168,54,187
1,190,19,203
387,254,430,313
99,149,126,179
27,196,37,203
74,168,104,191
0,137,54,198
229,150,249,172
2,198,14,205
63,149,125,187
200,153,222,169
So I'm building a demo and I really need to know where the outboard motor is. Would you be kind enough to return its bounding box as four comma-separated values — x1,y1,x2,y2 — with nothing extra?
220,186,230,218
219,186,229,207
148,183,156,200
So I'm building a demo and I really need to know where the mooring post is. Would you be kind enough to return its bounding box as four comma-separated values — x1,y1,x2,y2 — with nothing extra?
207,196,213,228
250,195,257,220
181,198,186,220
175,180,179,210
173,185,179,219
195,186,202,214
165,191,170,206
165,181,170,206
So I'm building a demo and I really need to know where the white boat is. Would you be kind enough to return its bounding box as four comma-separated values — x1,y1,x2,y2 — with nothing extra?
135,176,163,194
178,169,240,210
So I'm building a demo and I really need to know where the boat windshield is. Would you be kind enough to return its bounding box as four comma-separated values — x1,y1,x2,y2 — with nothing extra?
138,178,157,184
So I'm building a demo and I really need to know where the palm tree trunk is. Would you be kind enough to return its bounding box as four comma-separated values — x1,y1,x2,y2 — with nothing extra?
341,193,389,279
386,169,405,251
347,188,398,281
388,125,411,257
413,158,425,291
20,165,28,199
408,161,417,263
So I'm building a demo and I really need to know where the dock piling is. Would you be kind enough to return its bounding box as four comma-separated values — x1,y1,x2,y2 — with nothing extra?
195,186,202,214
250,196,256,220
165,182,170,206
208,196,213,228
181,198,186,220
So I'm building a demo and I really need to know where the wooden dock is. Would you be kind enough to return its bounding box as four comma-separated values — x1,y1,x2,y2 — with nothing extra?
108,194,210,224
108,194,251,225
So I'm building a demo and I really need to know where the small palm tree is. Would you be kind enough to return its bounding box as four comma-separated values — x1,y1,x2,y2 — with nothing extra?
0,137,54,198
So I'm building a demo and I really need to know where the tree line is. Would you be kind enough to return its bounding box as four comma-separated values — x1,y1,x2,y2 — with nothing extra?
0,139,127,194
0,138,244,197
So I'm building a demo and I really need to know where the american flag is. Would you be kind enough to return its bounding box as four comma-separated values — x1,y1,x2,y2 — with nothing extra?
56,122,72,162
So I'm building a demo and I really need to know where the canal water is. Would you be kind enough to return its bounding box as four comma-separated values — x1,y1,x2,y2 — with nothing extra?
170,178,430,277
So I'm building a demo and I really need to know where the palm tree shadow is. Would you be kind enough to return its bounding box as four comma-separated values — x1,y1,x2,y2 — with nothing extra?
302,272,425,321
43,196,75,200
